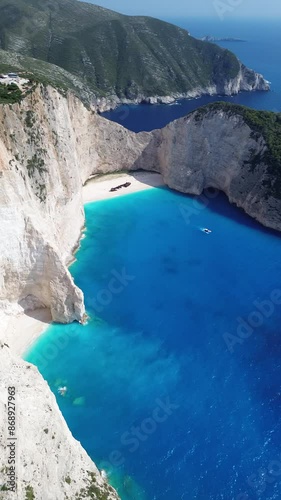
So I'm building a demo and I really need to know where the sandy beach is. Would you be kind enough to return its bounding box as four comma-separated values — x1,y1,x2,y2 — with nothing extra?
83,171,164,203
1,308,52,357
1,171,164,358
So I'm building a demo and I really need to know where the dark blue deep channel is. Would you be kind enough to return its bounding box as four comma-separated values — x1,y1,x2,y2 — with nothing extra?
26,189,281,500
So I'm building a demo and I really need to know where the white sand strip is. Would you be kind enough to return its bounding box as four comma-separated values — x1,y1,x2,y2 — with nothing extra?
1,172,164,359
1,308,51,357
83,171,164,203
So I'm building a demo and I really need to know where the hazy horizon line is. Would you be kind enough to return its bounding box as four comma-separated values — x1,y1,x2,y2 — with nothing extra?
90,2,281,19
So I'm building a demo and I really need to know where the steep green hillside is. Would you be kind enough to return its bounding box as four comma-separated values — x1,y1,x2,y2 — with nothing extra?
0,0,246,99
0,48,95,102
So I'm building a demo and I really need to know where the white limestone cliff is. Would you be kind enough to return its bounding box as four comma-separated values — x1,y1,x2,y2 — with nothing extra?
0,343,119,500
133,107,281,232
0,85,149,499
0,84,279,499
0,85,150,324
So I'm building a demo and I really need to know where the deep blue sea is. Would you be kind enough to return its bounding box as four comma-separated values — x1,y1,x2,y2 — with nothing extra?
25,18,281,500
26,189,281,500
102,18,281,132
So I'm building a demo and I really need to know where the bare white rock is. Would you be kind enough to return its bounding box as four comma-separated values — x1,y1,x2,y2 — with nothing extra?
134,108,281,232
0,85,150,323
0,84,279,499
0,344,119,499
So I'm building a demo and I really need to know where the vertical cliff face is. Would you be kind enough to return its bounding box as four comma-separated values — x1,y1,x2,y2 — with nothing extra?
0,87,85,322
216,63,269,95
0,85,149,322
0,85,149,500
134,108,281,232
1,87,280,325
0,85,280,500
0,343,119,500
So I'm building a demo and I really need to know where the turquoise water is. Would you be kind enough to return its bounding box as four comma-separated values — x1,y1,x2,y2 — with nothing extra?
26,188,281,499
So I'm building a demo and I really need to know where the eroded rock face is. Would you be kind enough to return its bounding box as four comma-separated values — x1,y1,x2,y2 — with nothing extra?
0,344,119,500
0,85,149,322
0,86,280,500
1,87,280,322
219,63,269,94
134,109,281,232
0,86,150,499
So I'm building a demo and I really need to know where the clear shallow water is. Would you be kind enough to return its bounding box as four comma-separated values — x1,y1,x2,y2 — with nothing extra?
102,19,281,132
26,189,281,499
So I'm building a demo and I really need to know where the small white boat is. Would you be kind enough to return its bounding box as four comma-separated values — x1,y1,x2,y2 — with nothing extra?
202,228,212,234
58,386,67,396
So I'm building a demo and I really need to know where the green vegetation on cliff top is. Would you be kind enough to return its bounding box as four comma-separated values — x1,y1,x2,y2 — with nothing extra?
196,102,281,198
0,82,22,103
0,0,241,99
0,48,95,102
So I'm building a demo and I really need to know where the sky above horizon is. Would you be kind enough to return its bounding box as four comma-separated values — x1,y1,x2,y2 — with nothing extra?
87,0,281,19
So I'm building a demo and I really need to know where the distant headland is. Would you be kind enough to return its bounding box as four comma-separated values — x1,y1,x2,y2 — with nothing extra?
201,35,247,42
